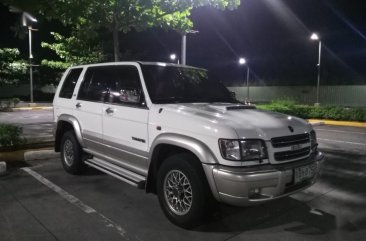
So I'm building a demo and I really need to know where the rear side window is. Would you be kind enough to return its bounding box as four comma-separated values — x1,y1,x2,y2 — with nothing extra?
77,67,109,102
108,66,142,106
59,68,82,99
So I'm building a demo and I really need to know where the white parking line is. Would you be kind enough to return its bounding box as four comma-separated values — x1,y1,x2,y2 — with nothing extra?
22,167,131,240
318,138,366,146
316,128,366,135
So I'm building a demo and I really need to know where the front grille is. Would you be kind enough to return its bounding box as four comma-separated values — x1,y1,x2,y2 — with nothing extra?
271,133,310,148
274,147,310,161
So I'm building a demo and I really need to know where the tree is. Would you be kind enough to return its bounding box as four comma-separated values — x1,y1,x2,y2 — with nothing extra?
4,0,240,61
41,32,105,67
0,48,27,85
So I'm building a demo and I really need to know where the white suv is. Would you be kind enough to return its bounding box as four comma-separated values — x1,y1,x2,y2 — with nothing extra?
53,62,324,227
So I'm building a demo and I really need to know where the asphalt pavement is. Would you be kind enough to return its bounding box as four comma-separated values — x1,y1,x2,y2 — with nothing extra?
0,109,54,144
0,125,365,241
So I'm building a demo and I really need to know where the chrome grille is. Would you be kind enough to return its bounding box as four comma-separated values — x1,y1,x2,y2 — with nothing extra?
271,133,310,148
274,147,311,161
271,133,311,162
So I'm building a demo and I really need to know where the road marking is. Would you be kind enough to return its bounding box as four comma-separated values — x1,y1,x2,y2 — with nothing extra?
22,167,131,240
316,128,366,135
318,138,366,146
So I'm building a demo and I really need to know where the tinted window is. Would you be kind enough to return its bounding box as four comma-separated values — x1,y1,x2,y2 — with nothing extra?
108,66,142,105
59,68,82,99
141,65,236,104
77,67,109,102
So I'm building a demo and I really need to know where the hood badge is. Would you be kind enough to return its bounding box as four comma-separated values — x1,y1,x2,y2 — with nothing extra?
288,126,294,133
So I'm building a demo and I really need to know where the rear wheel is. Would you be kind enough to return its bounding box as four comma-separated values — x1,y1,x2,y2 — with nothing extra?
60,130,84,174
157,153,209,228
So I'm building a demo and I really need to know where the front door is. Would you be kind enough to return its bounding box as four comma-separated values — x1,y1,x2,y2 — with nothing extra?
101,64,149,176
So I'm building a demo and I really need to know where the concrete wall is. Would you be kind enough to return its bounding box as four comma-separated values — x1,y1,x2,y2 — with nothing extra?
228,85,366,107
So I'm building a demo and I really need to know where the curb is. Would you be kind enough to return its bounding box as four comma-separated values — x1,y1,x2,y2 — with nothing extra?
308,121,325,126
0,162,6,176
308,119,366,128
0,148,58,163
10,106,53,112
24,149,59,161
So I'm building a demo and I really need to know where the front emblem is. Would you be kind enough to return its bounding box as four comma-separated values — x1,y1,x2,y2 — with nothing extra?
291,144,302,151
288,126,294,133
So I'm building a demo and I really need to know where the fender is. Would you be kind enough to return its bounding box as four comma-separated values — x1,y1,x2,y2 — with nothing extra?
148,133,219,165
146,133,220,197
56,114,85,147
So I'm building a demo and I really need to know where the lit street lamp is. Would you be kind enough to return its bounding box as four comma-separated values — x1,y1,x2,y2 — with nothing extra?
239,57,250,102
310,33,322,106
10,6,38,103
181,30,199,65
170,53,179,64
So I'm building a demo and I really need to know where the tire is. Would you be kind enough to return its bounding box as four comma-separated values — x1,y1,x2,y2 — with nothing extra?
157,153,209,228
60,130,84,175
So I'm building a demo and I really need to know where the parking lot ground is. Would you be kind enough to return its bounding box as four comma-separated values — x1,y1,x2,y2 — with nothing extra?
0,125,366,241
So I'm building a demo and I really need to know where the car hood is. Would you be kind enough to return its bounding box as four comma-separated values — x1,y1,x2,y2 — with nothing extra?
154,103,312,140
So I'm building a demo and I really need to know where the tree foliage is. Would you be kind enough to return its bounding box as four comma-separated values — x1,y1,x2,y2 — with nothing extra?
0,48,27,85
41,32,105,67
4,0,241,61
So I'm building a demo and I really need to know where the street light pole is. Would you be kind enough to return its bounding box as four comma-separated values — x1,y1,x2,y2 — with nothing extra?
316,40,322,105
239,57,250,102
28,26,34,103
181,30,198,65
181,34,186,65
246,66,250,101
310,33,322,106
9,8,38,104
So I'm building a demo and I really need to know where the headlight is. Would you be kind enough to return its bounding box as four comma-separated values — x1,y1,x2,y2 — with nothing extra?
240,140,267,161
219,139,267,161
219,139,241,161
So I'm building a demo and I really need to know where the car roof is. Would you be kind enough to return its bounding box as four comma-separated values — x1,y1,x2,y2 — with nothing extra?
69,61,205,71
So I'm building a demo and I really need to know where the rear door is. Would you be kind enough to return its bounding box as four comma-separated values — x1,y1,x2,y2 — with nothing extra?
74,66,108,154
102,64,149,176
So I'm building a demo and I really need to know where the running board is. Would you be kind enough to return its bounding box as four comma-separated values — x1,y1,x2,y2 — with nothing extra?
85,157,146,189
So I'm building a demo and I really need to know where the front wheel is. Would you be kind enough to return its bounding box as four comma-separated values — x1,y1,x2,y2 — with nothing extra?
157,153,209,228
60,130,84,174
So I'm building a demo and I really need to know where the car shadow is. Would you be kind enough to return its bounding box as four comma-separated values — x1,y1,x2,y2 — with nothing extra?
194,197,336,234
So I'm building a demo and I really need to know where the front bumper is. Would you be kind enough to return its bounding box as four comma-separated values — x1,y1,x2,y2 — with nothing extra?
202,151,324,206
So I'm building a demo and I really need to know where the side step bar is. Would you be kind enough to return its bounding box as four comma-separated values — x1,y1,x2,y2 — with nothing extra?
85,157,146,189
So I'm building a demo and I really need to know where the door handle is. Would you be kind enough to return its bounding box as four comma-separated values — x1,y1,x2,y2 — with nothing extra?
105,107,114,114
76,102,82,108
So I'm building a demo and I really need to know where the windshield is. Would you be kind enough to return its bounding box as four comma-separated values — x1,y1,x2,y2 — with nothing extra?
141,65,237,104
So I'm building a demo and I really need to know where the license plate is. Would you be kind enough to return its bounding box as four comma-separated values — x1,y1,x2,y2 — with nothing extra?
294,163,317,184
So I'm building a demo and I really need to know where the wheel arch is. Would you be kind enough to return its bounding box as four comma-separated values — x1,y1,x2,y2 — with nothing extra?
145,133,218,195
55,114,84,152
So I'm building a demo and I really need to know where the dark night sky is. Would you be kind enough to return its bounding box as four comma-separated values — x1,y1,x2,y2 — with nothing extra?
1,0,365,86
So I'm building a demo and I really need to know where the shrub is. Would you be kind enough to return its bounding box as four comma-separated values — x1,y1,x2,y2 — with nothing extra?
0,124,24,148
257,103,366,122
